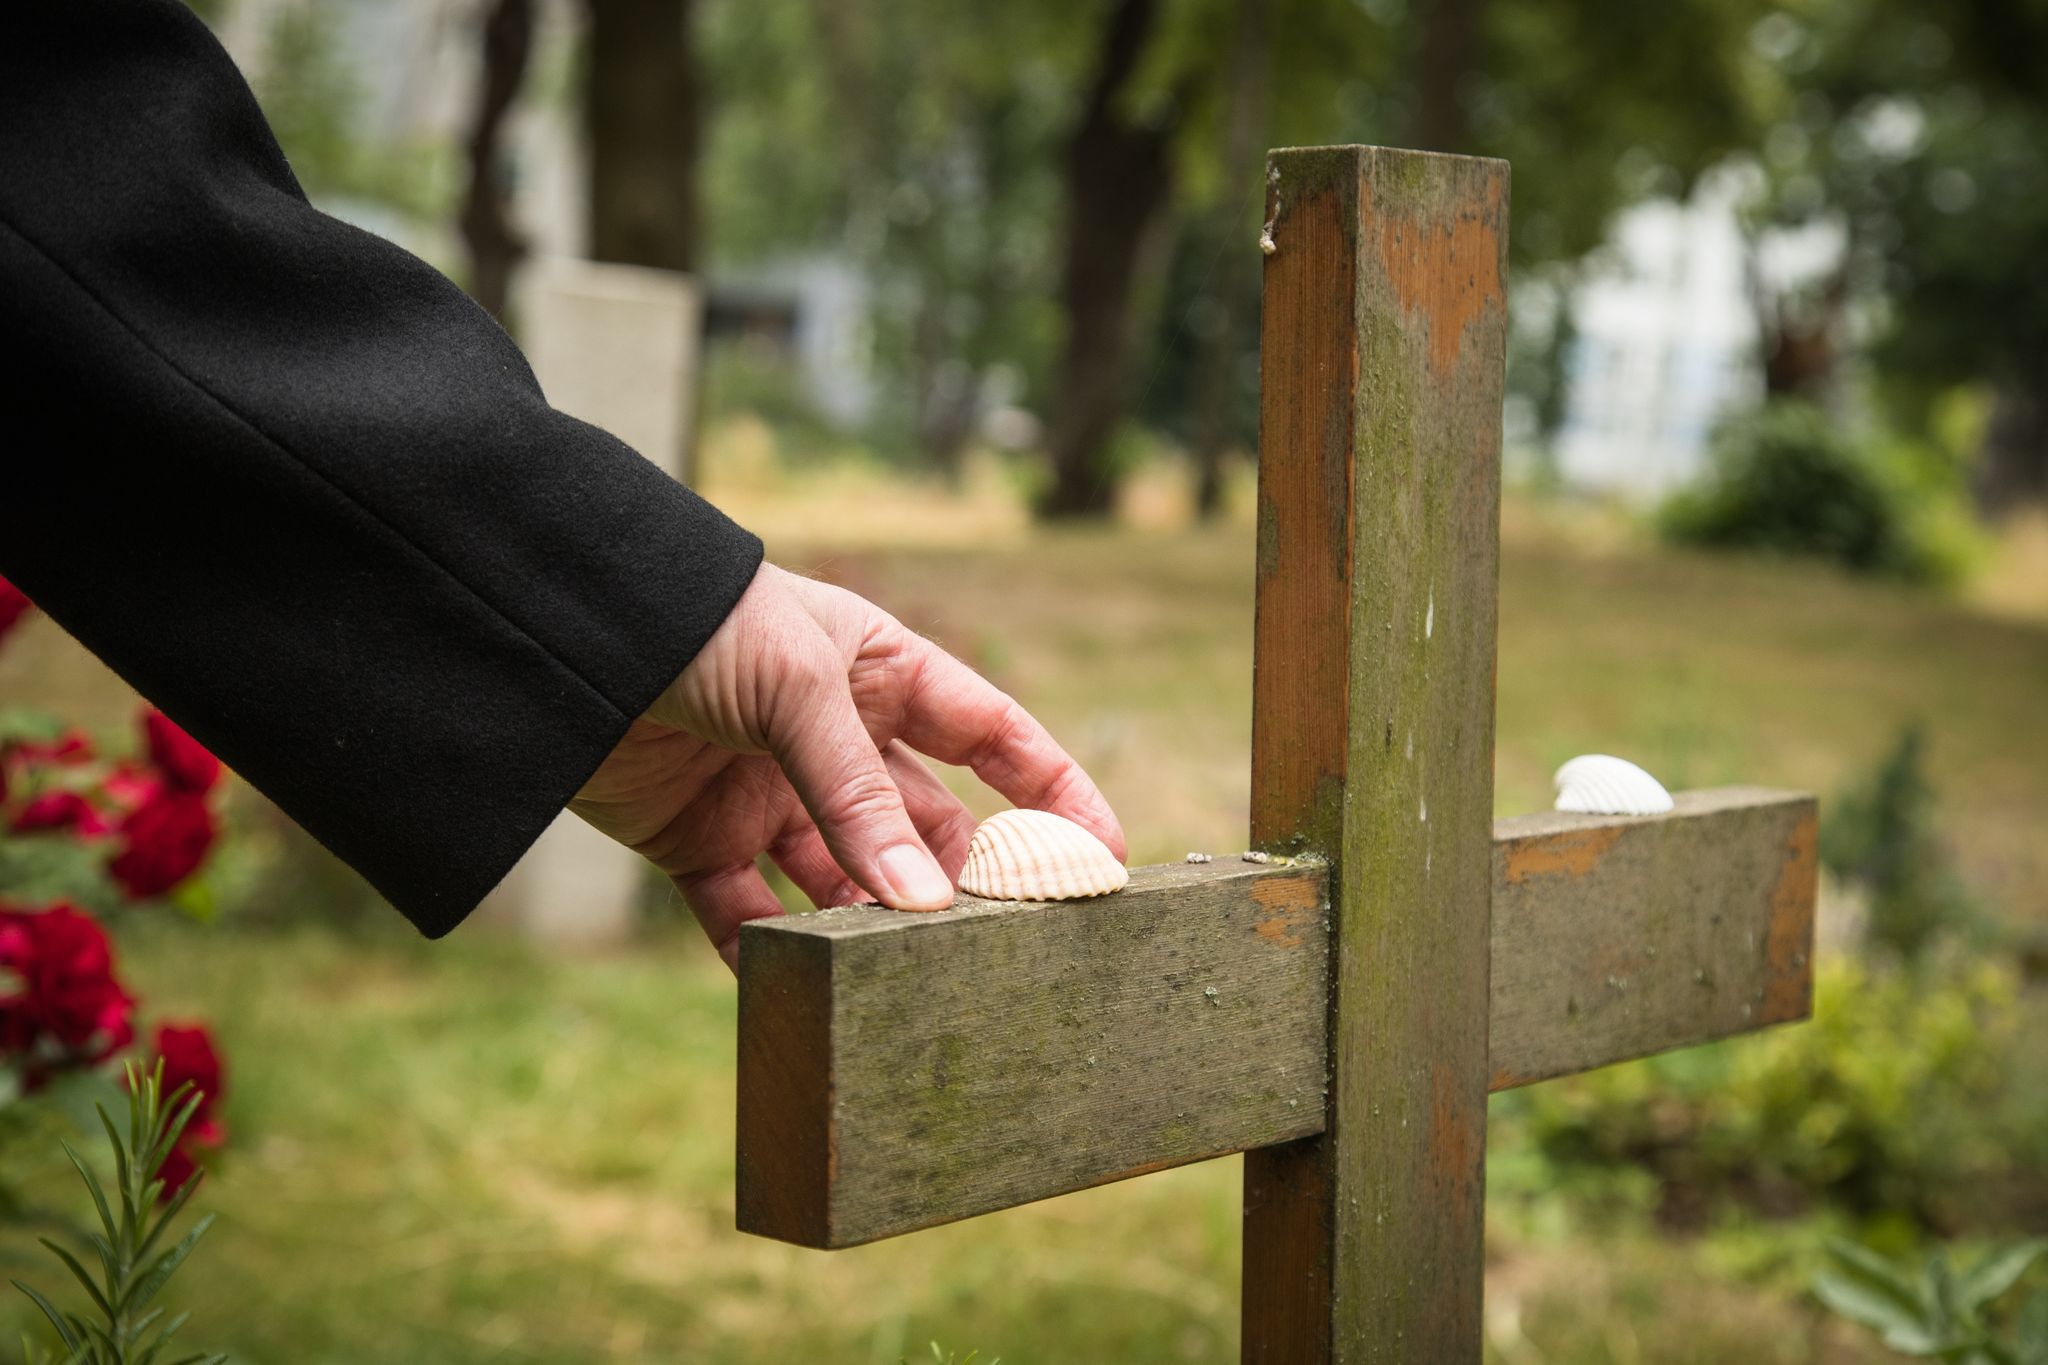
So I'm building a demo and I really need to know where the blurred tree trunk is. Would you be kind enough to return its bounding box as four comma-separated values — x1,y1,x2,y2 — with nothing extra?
582,0,703,480
1744,235,1846,402
1976,378,2048,516
460,0,535,321
914,293,983,479
1406,0,1480,152
1039,0,1178,520
807,0,882,247
583,0,700,273
1190,0,1270,520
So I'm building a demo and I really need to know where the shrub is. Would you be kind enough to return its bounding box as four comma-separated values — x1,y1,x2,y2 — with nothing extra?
1660,401,1962,583
11,1062,226,1365
0,579,233,1218
1823,724,1979,963
1813,1237,2048,1362
1491,953,2045,1234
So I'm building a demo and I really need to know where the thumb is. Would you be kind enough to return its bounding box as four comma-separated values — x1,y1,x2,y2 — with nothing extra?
768,673,956,912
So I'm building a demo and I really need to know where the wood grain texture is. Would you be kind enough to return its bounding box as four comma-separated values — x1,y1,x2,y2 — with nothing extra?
733,789,1816,1249
734,925,833,1245
735,859,1332,1248
1488,787,1818,1090
1242,144,1508,1364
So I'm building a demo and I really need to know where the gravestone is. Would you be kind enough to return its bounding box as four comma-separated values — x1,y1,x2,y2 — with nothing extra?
480,257,702,946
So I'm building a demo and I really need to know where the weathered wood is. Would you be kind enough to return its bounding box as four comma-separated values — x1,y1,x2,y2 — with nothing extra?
722,143,1820,1364
734,787,1814,1249
736,858,1332,1249
1488,787,1817,1090
1242,143,1508,1363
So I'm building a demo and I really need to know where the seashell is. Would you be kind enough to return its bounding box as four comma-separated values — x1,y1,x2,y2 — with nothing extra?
958,809,1129,901
1553,754,1675,816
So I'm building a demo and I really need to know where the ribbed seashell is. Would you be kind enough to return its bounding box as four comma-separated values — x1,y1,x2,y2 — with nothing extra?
1553,754,1675,816
958,809,1129,901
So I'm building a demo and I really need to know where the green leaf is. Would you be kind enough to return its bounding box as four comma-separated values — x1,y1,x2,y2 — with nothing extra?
1930,1253,1963,1336
1831,1240,1928,1306
84,1236,118,1298
143,1090,204,1184
1816,1269,1945,1351
59,1144,118,1246
1819,1241,1937,1341
93,1106,135,1248
133,1180,202,1270
31,1242,111,1324
2017,1289,2048,1365
9,1281,83,1354
1958,1240,2048,1314
121,1216,214,1318
78,1317,121,1361
1934,1349,1999,1365
166,877,218,925
0,708,70,744
137,1309,169,1333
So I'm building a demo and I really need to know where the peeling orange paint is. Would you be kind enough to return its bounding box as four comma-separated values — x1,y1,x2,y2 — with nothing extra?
1503,826,1624,885
1375,206,1505,378
1251,874,1320,948
1761,811,1819,1022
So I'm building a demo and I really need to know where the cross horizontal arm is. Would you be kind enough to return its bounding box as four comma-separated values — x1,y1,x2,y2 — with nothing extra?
735,786,1815,1249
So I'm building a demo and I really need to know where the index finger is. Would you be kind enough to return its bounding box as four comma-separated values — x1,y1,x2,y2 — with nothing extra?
894,637,1126,860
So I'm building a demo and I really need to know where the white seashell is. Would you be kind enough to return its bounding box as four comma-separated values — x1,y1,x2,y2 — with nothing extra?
958,809,1129,901
1553,754,1675,816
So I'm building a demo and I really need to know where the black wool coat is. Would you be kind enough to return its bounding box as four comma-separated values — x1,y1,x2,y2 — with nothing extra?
0,0,763,936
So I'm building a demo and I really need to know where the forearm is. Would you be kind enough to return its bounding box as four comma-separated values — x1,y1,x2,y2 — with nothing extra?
0,0,761,933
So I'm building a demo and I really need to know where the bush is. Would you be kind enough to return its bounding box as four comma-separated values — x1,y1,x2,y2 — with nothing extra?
1491,953,2047,1235
1660,401,1963,583
1823,724,1980,963
1813,1237,2048,1362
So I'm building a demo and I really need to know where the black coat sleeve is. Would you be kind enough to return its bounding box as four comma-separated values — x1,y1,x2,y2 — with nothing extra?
0,0,763,935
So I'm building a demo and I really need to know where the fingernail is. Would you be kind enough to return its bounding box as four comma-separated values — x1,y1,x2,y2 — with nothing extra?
878,844,954,909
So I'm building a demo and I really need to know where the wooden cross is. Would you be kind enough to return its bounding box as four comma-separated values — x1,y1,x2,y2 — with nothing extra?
731,145,1819,1363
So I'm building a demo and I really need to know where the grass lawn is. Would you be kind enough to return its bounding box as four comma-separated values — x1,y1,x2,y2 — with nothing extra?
4,456,2043,1362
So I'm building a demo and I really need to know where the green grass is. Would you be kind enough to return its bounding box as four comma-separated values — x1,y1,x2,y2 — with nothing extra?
771,506,2048,928
4,923,1877,1364
6,482,2046,1361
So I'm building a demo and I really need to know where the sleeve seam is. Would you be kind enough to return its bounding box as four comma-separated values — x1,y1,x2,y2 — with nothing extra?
0,208,633,724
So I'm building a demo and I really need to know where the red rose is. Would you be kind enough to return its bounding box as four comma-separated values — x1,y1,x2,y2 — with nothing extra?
143,1022,227,1199
151,1022,227,1145
101,764,163,814
0,576,30,646
107,790,216,899
140,711,219,794
0,903,135,1077
2,728,95,780
3,729,95,806
10,790,112,836
155,1142,201,1198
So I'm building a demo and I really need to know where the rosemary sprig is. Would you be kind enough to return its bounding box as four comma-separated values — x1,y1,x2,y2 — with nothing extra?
12,1061,225,1365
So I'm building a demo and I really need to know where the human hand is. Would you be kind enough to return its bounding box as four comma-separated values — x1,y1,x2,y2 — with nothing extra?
569,562,1126,968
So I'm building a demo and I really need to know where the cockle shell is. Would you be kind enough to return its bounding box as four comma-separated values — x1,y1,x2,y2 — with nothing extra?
958,809,1129,901
1553,754,1675,816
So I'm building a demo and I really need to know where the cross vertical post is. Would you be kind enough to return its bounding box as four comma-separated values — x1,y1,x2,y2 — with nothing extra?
732,141,1811,1363
1242,146,1510,1361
